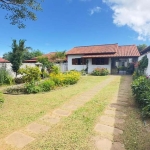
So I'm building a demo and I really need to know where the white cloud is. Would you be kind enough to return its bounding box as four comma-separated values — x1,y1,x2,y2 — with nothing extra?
103,0,150,41
89,7,101,15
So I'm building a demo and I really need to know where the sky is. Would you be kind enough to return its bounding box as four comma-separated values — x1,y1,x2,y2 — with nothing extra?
0,0,150,57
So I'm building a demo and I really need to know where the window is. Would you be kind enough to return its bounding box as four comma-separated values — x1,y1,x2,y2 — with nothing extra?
72,58,86,65
92,58,109,65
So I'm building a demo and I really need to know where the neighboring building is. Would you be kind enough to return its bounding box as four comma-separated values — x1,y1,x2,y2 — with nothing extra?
0,57,38,77
24,52,67,72
66,44,140,74
138,46,150,75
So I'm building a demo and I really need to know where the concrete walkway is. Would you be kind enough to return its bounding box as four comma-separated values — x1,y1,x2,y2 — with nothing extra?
0,76,118,150
93,76,132,150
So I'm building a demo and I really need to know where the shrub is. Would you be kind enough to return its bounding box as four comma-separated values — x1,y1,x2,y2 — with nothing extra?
24,81,42,94
39,80,55,92
50,71,81,86
92,68,109,76
131,76,150,117
51,65,60,74
0,67,13,85
19,66,41,82
14,77,25,84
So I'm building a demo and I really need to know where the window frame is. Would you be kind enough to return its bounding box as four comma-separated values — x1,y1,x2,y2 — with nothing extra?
92,58,109,65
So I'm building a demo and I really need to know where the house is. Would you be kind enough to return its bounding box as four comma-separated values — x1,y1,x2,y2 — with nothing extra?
24,52,67,72
138,46,150,75
66,44,140,74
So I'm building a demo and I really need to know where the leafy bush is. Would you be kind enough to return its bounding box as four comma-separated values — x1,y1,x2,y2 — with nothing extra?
14,77,25,84
0,67,13,85
131,76,150,117
91,68,109,76
0,92,4,104
19,66,41,82
24,81,42,94
51,65,60,74
138,55,148,73
50,71,81,86
39,80,55,92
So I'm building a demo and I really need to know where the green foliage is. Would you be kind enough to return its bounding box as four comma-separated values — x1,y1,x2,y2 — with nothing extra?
9,39,26,76
0,67,13,85
0,92,4,104
38,57,53,73
138,55,148,73
39,80,55,92
137,44,147,52
19,66,41,82
131,76,150,117
91,68,109,76
3,49,43,62
0,0,43,28
50,71,81,86
51,65,60,74
24,81,42,94
118,66,127,71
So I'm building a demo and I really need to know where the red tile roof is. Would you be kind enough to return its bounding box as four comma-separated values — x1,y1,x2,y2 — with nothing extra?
66,44,118,55
67,44,140,58
24,52,67,63
0,58,9,63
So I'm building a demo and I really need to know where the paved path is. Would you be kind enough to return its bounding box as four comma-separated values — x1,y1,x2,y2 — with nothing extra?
93,76,132,150
0,76,118,150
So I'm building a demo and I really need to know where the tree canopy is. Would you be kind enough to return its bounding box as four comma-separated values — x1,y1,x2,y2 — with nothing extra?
3,49,43,61
137,44,147,52
0,0,43,28
9,39,26,76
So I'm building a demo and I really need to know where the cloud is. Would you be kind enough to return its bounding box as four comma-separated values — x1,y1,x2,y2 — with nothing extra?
89,7,101,15
103,0,150,41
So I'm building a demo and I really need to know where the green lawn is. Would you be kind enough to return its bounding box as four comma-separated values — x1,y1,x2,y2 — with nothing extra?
24,76,121,150
0,76,108,139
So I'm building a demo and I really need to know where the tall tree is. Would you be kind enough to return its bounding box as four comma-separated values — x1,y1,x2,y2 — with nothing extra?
3,49,43,61
137,44,147,52
0,0,43,28
9,39,26,76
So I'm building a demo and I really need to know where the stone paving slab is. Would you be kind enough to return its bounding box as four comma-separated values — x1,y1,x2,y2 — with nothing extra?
99,116,125,127
95,138,112,150
53,109,71,117
5,131,35,149
104,110,127,117
94,137,125,150
61,104,78,111
41,115,60,124
94,124,123,136
26,123,50,134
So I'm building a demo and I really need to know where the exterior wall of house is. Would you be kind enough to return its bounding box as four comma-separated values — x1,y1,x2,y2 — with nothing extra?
67,55,111,73
68,55,87,71
138,52,150,75
87,58,111,73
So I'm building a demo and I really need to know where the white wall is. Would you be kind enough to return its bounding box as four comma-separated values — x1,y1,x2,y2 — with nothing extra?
138,52,150,76
0,62,37,78
67,55,111,73
68,55,87,71
88,58,111,73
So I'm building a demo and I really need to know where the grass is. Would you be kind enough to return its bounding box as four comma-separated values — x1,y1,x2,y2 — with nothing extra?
123,94,150,150
24,76,121,150
0,76,108,139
